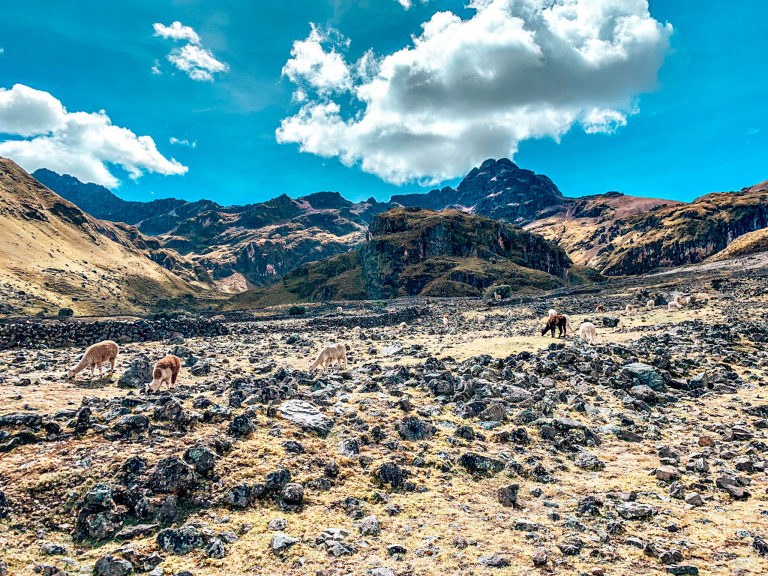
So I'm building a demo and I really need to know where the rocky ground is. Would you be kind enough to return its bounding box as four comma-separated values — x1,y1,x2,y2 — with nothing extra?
1,267,768,576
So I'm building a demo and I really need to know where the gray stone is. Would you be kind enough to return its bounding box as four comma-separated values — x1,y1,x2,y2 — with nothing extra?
624,363,665,391
118,355,152,389
277,400,334,437
94,555,133,576
356,514,381,536
271,533,299,554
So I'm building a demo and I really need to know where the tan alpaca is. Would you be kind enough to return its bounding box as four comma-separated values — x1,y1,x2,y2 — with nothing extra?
147,355,182,393
309,343,347,371
67,340,119,380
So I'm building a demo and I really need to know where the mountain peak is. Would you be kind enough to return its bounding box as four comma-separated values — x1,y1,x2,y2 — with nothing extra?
389,158,563,224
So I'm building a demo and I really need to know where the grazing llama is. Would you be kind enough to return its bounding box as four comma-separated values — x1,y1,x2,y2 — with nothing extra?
674,294,692,308
309,343,347,371
541,315,568,338
562,314,574,333
625,304,634,316
494,292,502,302
646,299,655,310
67,340,119,380
595,305,605,313
336,306,343,314
579,322,596,345
442,315,449,326
147,355,182,393
668,301,682,311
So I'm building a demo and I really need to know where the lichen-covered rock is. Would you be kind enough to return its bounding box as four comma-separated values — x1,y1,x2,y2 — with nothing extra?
148,457,197,494
277,400,334,437
156,526,204,555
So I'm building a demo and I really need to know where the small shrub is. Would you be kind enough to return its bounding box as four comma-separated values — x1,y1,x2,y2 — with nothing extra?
288,305,306,316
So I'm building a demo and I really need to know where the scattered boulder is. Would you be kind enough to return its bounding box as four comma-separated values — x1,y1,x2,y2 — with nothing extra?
277,400,334,437
395,417,436,441
459,452,505,476
118,355,152,389
148,457,197,494
272,533,299,554
156,526,204,555
497,484,519,507
93,555,133,576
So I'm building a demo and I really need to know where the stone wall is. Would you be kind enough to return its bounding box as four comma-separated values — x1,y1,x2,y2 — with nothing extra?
0,318,229,350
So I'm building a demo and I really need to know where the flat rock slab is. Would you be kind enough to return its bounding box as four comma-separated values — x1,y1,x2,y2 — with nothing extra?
278,400,334,437
625,362,665,391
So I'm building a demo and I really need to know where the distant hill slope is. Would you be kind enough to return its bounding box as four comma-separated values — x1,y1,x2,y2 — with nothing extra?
34,162,768,283
586,180,768,275
35,169,394,291
0,158,214,316
525,191,683,268
707,226,768,262
228,207,596,308
32,168,218,236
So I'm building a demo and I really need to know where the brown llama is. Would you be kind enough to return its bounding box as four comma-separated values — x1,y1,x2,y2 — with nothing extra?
541,315,568,338
147,355,182,393
67,340,119,380
595,305,605,313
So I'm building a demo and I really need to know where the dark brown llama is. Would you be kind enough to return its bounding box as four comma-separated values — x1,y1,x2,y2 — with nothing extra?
541,314,568,338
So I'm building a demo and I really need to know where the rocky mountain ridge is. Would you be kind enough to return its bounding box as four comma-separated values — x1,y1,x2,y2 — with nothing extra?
229,207,587,308
32,162,768,288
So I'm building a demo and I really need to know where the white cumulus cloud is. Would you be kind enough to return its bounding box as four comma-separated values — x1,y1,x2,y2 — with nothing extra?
167,44,228,82
153,20,228,82
0,84,187,188
282,24,352,96
153,21,200,44
277,0,673,185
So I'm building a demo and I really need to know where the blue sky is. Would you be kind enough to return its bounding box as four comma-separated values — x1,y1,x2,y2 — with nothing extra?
0,0,765,205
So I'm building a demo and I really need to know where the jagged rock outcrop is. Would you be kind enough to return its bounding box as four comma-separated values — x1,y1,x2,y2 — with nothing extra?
230,207,576,306
391,158,565,224
361,207,572,299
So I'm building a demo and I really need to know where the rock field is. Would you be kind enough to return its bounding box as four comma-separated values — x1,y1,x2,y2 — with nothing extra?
1,269,767,576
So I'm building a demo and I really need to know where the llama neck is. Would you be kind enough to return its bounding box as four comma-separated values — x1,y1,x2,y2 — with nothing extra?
72,353,92,375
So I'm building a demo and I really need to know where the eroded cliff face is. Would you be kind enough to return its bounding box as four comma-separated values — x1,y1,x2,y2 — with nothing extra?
361,207,571,299
592,184,768,275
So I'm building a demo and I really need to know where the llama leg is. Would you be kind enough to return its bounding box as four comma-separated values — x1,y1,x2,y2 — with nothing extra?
99,363,104,379
89,363,94,380
109,357,115,375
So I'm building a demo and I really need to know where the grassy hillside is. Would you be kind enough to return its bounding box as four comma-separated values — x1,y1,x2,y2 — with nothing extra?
227,208,588,309
0,157,216,316
525,192,682,268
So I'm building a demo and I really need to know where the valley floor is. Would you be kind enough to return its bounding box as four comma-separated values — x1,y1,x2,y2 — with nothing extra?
0,266,767,576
